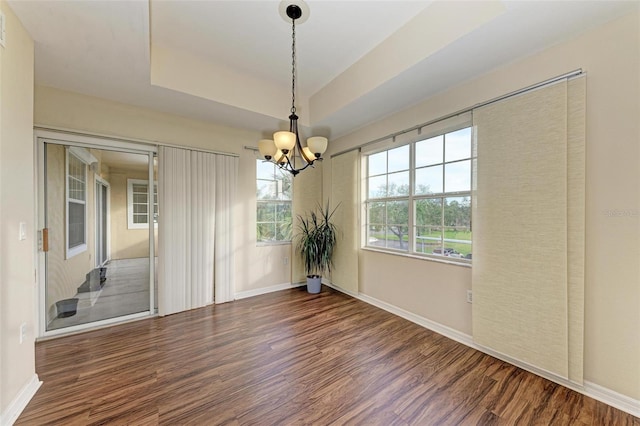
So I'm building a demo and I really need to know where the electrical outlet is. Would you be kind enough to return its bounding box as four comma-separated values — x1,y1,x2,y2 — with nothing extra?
466,290,473,304
19,323,27,343
284,257,289,265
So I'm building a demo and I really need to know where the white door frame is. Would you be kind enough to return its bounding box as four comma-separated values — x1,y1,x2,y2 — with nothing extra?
95,176,111,268
35,129,157,338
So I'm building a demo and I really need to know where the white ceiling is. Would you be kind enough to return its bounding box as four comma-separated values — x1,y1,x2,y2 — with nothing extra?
8,0,636,141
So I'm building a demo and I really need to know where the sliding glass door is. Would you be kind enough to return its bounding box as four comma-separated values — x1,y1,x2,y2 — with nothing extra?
38,134,156,335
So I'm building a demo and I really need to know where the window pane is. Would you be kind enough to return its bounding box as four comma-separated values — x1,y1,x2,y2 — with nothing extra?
445,128,471,162
133,213,147,224
278,172,292,200
444,196,471,227
388,145,409,173
444,227,472,258
133,204,148,214
415,198,443,255
276,221,292,241
444,160,471,193
415,165,443,194
133,193,147,204
387,201,408,224
257,203,275,222
257,161,275,180
368,175,387,199
256,160,292,242
415,198,443,226
276,202,291,222
257,223,275,241
367,225,385,247
368,202,386,225
368,151,386,176
388,171,409,196
68,154,86,204
415,226,442,254
257,179,277,200
386,200,409,250
386,225,409,250
68,202,85,247
132,184,147,193
416,135,443,168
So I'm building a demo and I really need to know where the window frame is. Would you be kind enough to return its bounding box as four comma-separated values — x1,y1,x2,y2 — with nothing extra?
66,150,88,259
127,179,158,230
363,126,473,265
256,160,292,245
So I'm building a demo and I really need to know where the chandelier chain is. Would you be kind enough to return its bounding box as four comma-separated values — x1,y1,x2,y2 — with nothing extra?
291,17,296,114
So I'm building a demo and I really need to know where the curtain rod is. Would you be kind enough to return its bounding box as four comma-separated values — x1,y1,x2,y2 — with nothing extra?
34,125,239,158
330,69,584,158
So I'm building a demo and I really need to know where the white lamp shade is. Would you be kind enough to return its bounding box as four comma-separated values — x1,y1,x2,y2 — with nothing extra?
301,147,314,163
307,136,328,156
274,131,296,151
274,149,289,164
258,139,277,158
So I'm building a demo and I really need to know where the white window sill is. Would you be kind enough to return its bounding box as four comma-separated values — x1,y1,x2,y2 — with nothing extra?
67,243,87,259
361,246,472,268
257,241,292,247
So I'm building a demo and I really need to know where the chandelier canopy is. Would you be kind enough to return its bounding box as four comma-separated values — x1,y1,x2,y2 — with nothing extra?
257,2,328,176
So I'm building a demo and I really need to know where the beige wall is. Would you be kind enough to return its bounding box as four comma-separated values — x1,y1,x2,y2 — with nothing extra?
291,162,323,283
327,8,640,400
34,86,293,296
108,168,158,260
0,0,36,417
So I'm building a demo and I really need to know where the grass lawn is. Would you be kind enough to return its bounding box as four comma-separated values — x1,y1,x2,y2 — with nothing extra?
369,230,472,256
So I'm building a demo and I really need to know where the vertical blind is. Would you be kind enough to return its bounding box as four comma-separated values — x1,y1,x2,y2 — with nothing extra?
472,76,585,383
158,146,238,316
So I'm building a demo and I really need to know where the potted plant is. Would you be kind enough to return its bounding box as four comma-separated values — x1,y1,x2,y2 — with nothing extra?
296,202,339,294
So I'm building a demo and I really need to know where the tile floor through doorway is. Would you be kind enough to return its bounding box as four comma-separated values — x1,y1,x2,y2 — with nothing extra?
48,257,155,331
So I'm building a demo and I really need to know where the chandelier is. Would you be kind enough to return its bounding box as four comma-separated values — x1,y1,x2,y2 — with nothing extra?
257,2,328,176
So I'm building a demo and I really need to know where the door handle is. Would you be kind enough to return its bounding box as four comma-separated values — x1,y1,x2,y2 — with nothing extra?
40,228,49,252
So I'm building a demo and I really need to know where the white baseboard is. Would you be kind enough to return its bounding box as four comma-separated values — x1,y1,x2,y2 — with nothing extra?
323,282,640,419
235,282,304,300
0,374,41,426
355,291,475,347
322,279,359,298
584,381,640,418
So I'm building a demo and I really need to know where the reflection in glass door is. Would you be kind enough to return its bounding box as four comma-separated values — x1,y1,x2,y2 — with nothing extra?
41,140,156,333
95,178,109,268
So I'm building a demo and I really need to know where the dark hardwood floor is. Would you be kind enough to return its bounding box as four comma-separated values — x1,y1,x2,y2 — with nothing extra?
18,287,639,425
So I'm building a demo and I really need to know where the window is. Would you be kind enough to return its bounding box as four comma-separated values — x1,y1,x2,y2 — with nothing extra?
127,179,158,229
67,151,87,258
256,160,292,243
365,127,473,262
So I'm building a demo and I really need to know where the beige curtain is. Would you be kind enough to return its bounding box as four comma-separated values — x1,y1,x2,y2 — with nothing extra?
213,155,237,304
330,150,359,294
158,146,238,316
472,76,585,383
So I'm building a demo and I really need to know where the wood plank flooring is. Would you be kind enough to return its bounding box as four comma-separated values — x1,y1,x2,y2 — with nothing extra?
18,287,639,425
